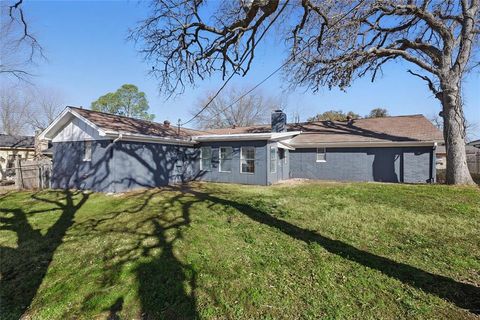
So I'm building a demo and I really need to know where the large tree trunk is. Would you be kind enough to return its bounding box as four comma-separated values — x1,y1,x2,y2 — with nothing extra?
440,83,474,185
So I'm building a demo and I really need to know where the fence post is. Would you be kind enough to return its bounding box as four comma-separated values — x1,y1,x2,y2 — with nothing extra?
38,164,42,189
14,158,23,189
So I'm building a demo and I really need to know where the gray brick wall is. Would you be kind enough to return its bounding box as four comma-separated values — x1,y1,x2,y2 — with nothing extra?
52,140,199,192
197,141,268,185
289,147,434,183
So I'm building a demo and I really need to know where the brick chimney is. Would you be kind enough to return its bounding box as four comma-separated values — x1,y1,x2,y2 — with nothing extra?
271,110,287,132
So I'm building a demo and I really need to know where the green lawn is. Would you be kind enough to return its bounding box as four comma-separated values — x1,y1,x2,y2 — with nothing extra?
1,182,479,319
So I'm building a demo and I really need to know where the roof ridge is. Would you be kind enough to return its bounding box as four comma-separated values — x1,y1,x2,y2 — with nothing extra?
68,106,160,125
297,114,425,125
67,106,203,133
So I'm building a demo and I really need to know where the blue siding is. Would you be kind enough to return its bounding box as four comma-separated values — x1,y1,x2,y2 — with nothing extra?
52,141,114,192
52,140,199,192
112,141,199,192
52,141,435,192
289,147,435,183
197,141,268,185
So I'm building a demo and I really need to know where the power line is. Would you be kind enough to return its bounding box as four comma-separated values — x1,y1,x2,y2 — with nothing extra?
182,0,291,126
181,0,364,127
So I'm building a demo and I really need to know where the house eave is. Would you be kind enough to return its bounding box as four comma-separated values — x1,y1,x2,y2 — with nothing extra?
290,141,438,148
193,131,301,142
39,107,108,141
104,132,196,146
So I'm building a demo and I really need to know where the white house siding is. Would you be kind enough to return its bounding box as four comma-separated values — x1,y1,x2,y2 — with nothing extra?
52,117,108,143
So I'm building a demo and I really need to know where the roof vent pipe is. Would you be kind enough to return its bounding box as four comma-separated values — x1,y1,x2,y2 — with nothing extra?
271,110,287,133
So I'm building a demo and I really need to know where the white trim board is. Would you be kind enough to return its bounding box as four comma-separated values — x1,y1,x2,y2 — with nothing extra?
290,141,437,148
193,131,301,142
104,132,195,146
39,107,108,142
39,107,196,146
52,116,109,142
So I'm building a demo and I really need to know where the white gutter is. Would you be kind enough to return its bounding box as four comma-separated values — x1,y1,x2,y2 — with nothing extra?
276,141,295,150
193,131,301,142
290,141,438,148
104,131,196,146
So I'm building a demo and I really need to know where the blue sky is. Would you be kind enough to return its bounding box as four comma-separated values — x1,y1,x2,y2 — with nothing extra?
24,0,479,136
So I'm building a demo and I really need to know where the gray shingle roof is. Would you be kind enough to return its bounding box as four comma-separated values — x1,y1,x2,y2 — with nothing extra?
202,115,443,143
71,107,205,138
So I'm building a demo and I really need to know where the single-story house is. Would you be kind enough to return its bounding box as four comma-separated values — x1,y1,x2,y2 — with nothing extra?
0,134,35,180
39,107,443,192
435,145,447,169
435,144,479,170
467,139,480,149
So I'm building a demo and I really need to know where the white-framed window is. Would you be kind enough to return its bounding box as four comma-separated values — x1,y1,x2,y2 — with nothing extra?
241,146,255,174
270,147,277,173
316,147,326,162
219,147,232,172
83,141,92,161
200,146,212,171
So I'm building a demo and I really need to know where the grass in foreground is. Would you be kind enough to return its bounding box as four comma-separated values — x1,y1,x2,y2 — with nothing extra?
0,182,479,319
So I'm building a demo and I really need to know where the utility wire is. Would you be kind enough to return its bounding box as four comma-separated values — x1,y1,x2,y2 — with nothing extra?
182,0,291,126
181,0,364,127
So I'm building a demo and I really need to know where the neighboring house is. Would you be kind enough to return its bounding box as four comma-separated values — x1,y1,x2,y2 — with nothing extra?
0,134,35,180
39,107,443,192
435,145,447,170
435,144,478,170
467,139,480,149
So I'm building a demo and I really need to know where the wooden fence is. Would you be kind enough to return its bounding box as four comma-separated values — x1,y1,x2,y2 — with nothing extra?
14,159,52,189
466,150,480,175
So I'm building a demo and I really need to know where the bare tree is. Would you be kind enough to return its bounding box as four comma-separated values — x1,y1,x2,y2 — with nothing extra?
191,87,277,129
431,113,479,142
27,86,65,131
0,0,43,81
133,0,479,184
0,84,31,135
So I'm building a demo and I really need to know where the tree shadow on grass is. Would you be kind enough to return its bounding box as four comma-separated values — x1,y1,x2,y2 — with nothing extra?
184,187,480,315
0,190,89,320
74,189,199,319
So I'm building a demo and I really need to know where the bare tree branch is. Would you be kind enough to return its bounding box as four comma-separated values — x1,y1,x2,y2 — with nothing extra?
191,86,279,129
135,0,480,184
0,0,43,81
407,69,440,98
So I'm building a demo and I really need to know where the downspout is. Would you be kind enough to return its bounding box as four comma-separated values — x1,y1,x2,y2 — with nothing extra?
112,134,123,145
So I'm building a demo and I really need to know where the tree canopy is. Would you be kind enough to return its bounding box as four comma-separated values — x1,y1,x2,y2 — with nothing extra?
366,108,389,118
91,84,154,121
307,110,360,122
